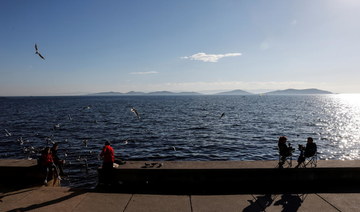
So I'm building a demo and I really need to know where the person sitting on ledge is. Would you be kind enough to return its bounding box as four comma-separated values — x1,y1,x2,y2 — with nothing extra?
278,136,294,168
295,137,317,168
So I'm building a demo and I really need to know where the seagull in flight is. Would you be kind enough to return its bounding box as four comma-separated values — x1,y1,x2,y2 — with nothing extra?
130,107,140,119
4,129,12,137
220,112,225,119
35,44,45,60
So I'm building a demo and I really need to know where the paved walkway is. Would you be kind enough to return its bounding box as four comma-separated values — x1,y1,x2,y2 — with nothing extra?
1,186,359,211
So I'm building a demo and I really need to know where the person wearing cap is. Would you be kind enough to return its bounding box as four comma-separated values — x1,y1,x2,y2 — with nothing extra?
100,141,115,184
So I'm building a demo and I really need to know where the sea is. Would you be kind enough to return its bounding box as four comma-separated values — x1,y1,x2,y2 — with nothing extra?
1,94,360,188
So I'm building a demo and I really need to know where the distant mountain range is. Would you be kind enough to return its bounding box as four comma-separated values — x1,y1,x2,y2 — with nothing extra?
90,91,203,96
264,88,333,95
214,89,253,95
90,88,333,96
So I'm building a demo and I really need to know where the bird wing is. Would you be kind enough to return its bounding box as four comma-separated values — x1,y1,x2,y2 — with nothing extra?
38,53,45,60
131,108,140,119
35,44,38,51
220,113,225,119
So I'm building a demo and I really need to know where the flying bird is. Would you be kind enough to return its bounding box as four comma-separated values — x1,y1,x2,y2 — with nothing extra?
130,107,140,119
83,105,91,110
4,129,11,137
220,112,225,119
82,139,88,147
34,44,45,60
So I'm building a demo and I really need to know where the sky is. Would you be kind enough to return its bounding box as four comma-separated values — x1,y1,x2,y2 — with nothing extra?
1,0,360,96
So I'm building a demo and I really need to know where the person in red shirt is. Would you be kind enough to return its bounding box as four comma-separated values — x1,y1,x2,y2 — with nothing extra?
100,141,115,184
41,147,60,184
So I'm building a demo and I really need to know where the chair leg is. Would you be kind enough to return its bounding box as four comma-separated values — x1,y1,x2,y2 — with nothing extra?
303,157,317,168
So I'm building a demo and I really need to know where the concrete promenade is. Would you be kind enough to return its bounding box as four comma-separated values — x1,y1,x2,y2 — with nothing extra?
1,159,360,211
1,186,360,211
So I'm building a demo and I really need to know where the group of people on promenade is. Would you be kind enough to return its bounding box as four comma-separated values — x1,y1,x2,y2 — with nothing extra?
39,141,115,185
278,136,317,168
38,136,316,185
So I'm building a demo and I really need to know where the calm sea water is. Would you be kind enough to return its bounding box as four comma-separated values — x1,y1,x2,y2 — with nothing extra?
1,94,360,188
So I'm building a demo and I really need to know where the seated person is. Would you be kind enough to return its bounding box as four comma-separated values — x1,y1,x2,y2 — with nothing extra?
278,136,294,168
295,137,317,168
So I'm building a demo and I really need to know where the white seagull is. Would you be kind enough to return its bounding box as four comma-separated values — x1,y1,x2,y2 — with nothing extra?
4,129,11,137
130,107,140,119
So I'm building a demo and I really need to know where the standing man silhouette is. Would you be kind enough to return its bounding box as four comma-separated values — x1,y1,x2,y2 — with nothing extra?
100,141,115,185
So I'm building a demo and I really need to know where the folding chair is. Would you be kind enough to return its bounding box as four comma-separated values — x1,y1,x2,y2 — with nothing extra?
297,152,318,168
277,149,293,168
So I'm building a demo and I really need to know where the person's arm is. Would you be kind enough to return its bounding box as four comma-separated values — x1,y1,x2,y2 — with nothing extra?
100,147,105,157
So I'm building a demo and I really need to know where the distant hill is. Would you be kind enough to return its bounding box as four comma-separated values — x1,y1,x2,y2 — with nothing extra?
177,92,203,95
147,91,175,95
90,91,123,95
91,91,202,96
125,91,147,95
147,91,202,95
215,89,253,95
89,88,332,96
264,88,333,95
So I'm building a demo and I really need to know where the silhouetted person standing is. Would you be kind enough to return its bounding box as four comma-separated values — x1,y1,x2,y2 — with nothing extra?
51,143,65,176
100,141,115,184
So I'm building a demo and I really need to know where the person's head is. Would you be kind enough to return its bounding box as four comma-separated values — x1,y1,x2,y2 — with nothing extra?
105,141,111,146
279,136,287,144
307,137,313,143
44,147,51,154
52,142,59,150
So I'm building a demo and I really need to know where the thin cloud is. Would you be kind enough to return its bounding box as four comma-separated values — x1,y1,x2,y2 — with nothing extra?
129,71,159,75
181,52,242,62
291,19,298,25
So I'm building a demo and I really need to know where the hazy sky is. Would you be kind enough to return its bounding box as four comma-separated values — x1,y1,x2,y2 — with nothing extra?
1,0,360,96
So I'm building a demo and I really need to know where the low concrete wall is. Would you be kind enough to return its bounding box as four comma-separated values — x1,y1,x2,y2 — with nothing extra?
98,160,360,193
0,159,45,187
2,159,359,193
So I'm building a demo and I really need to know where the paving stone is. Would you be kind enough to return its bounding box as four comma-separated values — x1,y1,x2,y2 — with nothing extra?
125,194,191,212
191,194,261,212
265,193,339,212
317,193,360,212
1,187,86,212
74,192,132,211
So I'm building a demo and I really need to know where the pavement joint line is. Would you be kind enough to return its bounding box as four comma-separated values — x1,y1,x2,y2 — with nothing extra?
0,187,34,202
122,194,133,212
72,191,88,212
10,187,36,203
189,195,193,212
315,193,342,212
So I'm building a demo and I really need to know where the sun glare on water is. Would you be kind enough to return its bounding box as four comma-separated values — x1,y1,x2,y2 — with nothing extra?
336,94,360,107
326,94,360,160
